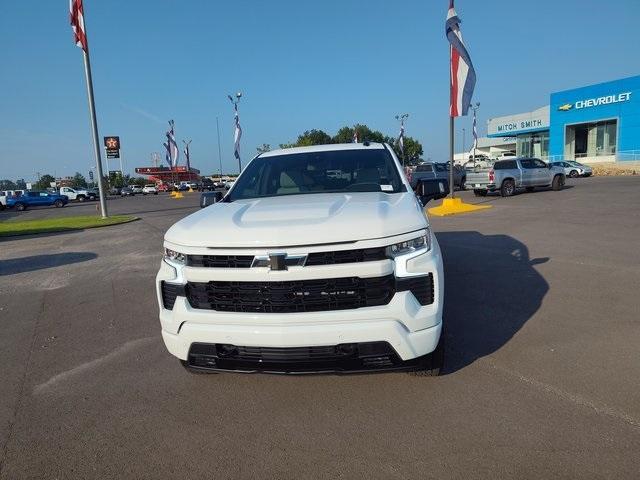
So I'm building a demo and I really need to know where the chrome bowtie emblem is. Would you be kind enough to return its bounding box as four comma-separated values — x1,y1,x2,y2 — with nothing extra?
252,252,307,270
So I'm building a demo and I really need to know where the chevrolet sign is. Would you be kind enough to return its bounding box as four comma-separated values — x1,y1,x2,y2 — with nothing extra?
559,92,632,111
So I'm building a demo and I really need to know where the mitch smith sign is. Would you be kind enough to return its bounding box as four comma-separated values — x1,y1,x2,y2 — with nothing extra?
558,92,632,111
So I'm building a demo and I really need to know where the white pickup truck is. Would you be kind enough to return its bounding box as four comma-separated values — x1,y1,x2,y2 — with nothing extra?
156,142,445,376
59,186,96,202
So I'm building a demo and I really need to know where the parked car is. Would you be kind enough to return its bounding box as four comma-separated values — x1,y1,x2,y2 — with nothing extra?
0,189,26,210
120,187,135,196
6,191,68,211
465,157,565,197
142,184,159,195
157,184,170,192
157,142,445,376
176,183,190,192
129,185,144,194
59,186,96,202
109,187,122,196
410,162,465,190
224,179,235,190
550,161,593,178
201,178,215,191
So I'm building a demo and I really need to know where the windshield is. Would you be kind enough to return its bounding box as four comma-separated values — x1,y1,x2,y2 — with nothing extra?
227,148,404,201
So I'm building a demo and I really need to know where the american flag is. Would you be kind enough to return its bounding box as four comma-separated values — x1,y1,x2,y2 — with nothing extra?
397,121,405,156
233,104,242,162
69,0,88,51
353,128,359,143
446,0,476,117
163,120,179,167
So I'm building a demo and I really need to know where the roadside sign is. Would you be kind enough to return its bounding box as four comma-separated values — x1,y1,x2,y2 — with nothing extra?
26,182,32,190
104,136,121,159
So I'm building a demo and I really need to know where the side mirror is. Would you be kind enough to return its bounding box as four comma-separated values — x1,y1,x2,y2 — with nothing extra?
200,190,224,208
416,178,448,204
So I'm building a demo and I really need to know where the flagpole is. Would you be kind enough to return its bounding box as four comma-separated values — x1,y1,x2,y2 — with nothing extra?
449,116,455,198
80,32,108,217
216,116,223,179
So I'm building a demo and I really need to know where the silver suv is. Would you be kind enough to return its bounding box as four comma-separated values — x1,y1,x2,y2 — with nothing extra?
465,158,565,197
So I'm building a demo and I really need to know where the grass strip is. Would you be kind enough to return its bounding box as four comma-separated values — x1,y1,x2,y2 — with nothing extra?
0,215,137,237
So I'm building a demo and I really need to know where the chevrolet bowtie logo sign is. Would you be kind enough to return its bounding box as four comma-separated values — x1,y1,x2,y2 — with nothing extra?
558,104,573,111
251,253,307,270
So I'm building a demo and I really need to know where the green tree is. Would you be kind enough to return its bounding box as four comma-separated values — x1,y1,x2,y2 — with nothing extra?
391,136,424,165
131,177,147,187
71,172,87,189
36,174,56,190
0,179,17,190
256,143,271,154
281,129,332,148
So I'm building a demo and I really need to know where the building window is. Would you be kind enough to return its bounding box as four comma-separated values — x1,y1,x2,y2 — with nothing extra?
516,132,549,159
565,120,617,159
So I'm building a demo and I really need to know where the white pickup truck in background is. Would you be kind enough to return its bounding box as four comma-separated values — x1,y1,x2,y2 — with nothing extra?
59,186,96,202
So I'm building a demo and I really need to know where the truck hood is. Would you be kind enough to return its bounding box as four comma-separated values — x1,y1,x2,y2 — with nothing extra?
165,192,428,248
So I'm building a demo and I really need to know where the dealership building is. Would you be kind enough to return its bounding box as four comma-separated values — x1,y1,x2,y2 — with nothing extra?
476,75,640,163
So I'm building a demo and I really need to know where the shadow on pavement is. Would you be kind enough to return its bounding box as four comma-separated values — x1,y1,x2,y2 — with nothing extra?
436,231,549,374
0,252,98,276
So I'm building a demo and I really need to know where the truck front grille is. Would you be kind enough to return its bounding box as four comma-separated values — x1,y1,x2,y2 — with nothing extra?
185,275,395,313
185,246,388,269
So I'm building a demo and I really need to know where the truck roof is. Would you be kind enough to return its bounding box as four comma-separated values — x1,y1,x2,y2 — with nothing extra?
259,142,386,158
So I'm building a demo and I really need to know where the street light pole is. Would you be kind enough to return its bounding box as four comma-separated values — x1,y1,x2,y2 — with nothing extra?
395,113,409,167
462,128,466,162
216,116,223,180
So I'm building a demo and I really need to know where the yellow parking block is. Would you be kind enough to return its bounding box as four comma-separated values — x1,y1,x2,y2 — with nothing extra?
427,197,492,217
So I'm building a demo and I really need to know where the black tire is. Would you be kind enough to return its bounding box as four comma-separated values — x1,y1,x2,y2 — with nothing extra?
88,195,96,201
552,175,564,191
409,334,444,377
77,195,86,202
154,192,158,195
54,200,64,208
15,202,26,211
0,204,5,211
500,179,515,197
569,170,579,178
180,360,218,375
473,189,487,197
525,186,535,192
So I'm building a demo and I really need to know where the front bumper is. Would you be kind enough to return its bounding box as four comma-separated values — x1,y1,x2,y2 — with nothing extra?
156,239,444,370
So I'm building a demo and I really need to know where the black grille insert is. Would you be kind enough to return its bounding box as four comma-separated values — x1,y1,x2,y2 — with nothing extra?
396,274,434,305
187,255,254,268
161,281,185,310
305,247,387,266
185,275,395,313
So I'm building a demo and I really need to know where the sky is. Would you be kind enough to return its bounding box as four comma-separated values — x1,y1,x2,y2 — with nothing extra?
1,0,640,181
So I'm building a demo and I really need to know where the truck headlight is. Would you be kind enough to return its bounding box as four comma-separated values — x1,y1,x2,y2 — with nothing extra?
164,248,186,265
387,229,431,257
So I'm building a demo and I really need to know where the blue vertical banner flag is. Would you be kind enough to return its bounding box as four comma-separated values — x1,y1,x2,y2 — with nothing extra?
233,104,242,164
163,120,179,167
446,0,476,117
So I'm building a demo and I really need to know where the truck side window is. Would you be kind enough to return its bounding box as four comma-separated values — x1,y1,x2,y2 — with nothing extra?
520,159,533,169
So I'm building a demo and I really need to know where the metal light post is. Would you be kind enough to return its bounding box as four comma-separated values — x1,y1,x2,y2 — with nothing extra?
462,128,466,161
471,102,480,166
216,116,223,180
228,92,243,173
395,114,409,167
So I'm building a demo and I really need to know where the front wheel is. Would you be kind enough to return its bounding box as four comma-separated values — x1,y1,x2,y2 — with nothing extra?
77,195,86,202
500,179,515,197
473,189,487,197
552,175,564,191
15,203,27,211
569,170,579,178
54,200,64,208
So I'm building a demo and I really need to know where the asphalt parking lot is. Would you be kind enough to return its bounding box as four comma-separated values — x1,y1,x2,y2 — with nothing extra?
1,176,639,479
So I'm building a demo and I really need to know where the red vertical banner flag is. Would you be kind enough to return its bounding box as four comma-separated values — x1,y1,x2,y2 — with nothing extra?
446,0,476,117
69,0,88,51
